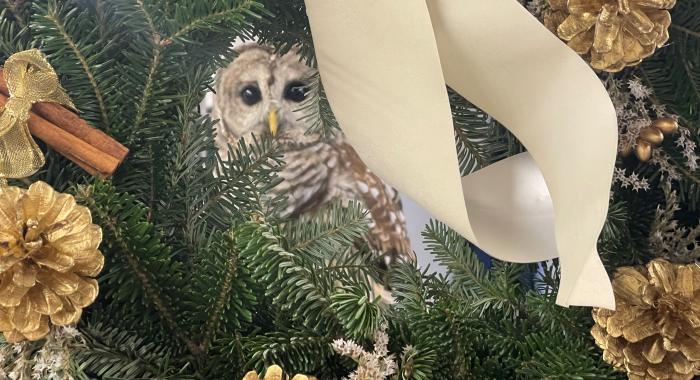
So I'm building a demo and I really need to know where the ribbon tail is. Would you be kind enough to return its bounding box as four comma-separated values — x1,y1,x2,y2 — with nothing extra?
0,124,45,178
427,0,617,308
559,248,614,308
304,0,475,241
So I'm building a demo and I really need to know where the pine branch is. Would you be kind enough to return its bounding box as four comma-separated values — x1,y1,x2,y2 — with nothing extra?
0,8,33,61
235,219,342,333
449,89,521,175
422,220,523,317
242,330,334,375
76,322,190,379
285,201,368,260
40,0,110,129
197,136,284,224
30,0,116,129
166,0,260,43
194,231,256,354
202,243,238,350
640,0,700,123
330,284,381,340
77,181,201,357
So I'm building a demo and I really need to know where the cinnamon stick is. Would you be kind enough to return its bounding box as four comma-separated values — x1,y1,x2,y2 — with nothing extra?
0,70,128,176
0,94,121,176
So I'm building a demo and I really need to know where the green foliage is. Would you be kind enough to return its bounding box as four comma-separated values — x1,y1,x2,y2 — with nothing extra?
241,330,333,375
640,1,700,125
449,89,523,176
391,222,625,379
235,202,382,339
0,0,698,378
75,322,191,380
636,0,700,214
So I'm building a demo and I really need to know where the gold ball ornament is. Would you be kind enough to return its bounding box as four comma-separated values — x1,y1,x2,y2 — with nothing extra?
0,181,103,342
545,0,675,72
635,139,653,162
652,117,680,134
592,259,700,380
639,127,664,146
620,118,679,161
242,365,316,380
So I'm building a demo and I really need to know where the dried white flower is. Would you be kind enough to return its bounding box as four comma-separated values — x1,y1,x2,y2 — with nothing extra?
650,189,700,263
333,324,397,380
650,149,682,184
1,326,83,380
628,78,652,100
675,126,699,170
605,75,695,188
613,167,650,192
333,339,365,362
606,76,656,156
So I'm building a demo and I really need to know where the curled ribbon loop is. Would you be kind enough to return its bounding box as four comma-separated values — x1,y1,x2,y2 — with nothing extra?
0,49,74,178
305,0,618,308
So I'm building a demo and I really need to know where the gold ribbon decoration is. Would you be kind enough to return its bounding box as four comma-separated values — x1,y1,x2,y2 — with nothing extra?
305,1,618,308
0,49,75,179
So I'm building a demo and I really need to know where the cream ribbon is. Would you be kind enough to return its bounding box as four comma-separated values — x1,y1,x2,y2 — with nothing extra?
304,0,618,308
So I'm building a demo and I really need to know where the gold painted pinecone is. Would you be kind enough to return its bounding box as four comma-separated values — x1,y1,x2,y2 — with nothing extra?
243,365,317,380
545,0,675,72
592,259,700,379
0,181,103,342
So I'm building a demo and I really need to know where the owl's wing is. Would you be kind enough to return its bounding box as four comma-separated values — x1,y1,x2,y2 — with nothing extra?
334,142,415,262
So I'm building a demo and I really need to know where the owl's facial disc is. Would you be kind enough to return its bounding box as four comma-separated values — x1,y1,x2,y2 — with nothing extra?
214,45,319,146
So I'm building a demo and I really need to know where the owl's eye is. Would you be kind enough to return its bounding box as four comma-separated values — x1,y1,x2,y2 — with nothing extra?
284,81,307,103
240,85,262,106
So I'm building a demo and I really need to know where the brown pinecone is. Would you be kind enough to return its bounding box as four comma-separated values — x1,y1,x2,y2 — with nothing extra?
0,181,103,342
591,259,700,379
545,0,675,72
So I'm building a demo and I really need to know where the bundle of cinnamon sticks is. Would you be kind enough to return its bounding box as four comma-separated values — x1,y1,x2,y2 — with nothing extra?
0,71,128,177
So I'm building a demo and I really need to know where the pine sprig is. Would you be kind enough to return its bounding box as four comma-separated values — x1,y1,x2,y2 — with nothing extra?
76,322,190,379
188,230,257,353
32,0,112,129
640,0,700,125
422,220,523,317
234,219,343,333
449,89,522,176
0,8,33,61
77,181,196,355
242,330,333,375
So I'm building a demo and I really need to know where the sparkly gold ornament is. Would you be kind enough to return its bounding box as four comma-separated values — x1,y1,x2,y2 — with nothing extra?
242,365,316,380
621,117,679,162
0,181,103,342
545,0,675,72
591,259,700,379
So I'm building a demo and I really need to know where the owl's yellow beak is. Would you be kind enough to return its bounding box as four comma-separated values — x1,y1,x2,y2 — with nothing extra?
268,107,279,136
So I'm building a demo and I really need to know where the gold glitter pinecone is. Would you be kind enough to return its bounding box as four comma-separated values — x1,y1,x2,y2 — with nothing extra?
592,259,700,379
545,0,675,72
0,181,103,342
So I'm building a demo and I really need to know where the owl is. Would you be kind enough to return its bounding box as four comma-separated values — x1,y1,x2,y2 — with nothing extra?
212,44,413,263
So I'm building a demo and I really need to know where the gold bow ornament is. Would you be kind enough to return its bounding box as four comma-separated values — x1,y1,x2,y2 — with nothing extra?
0,49,75,179
305,0,618,308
